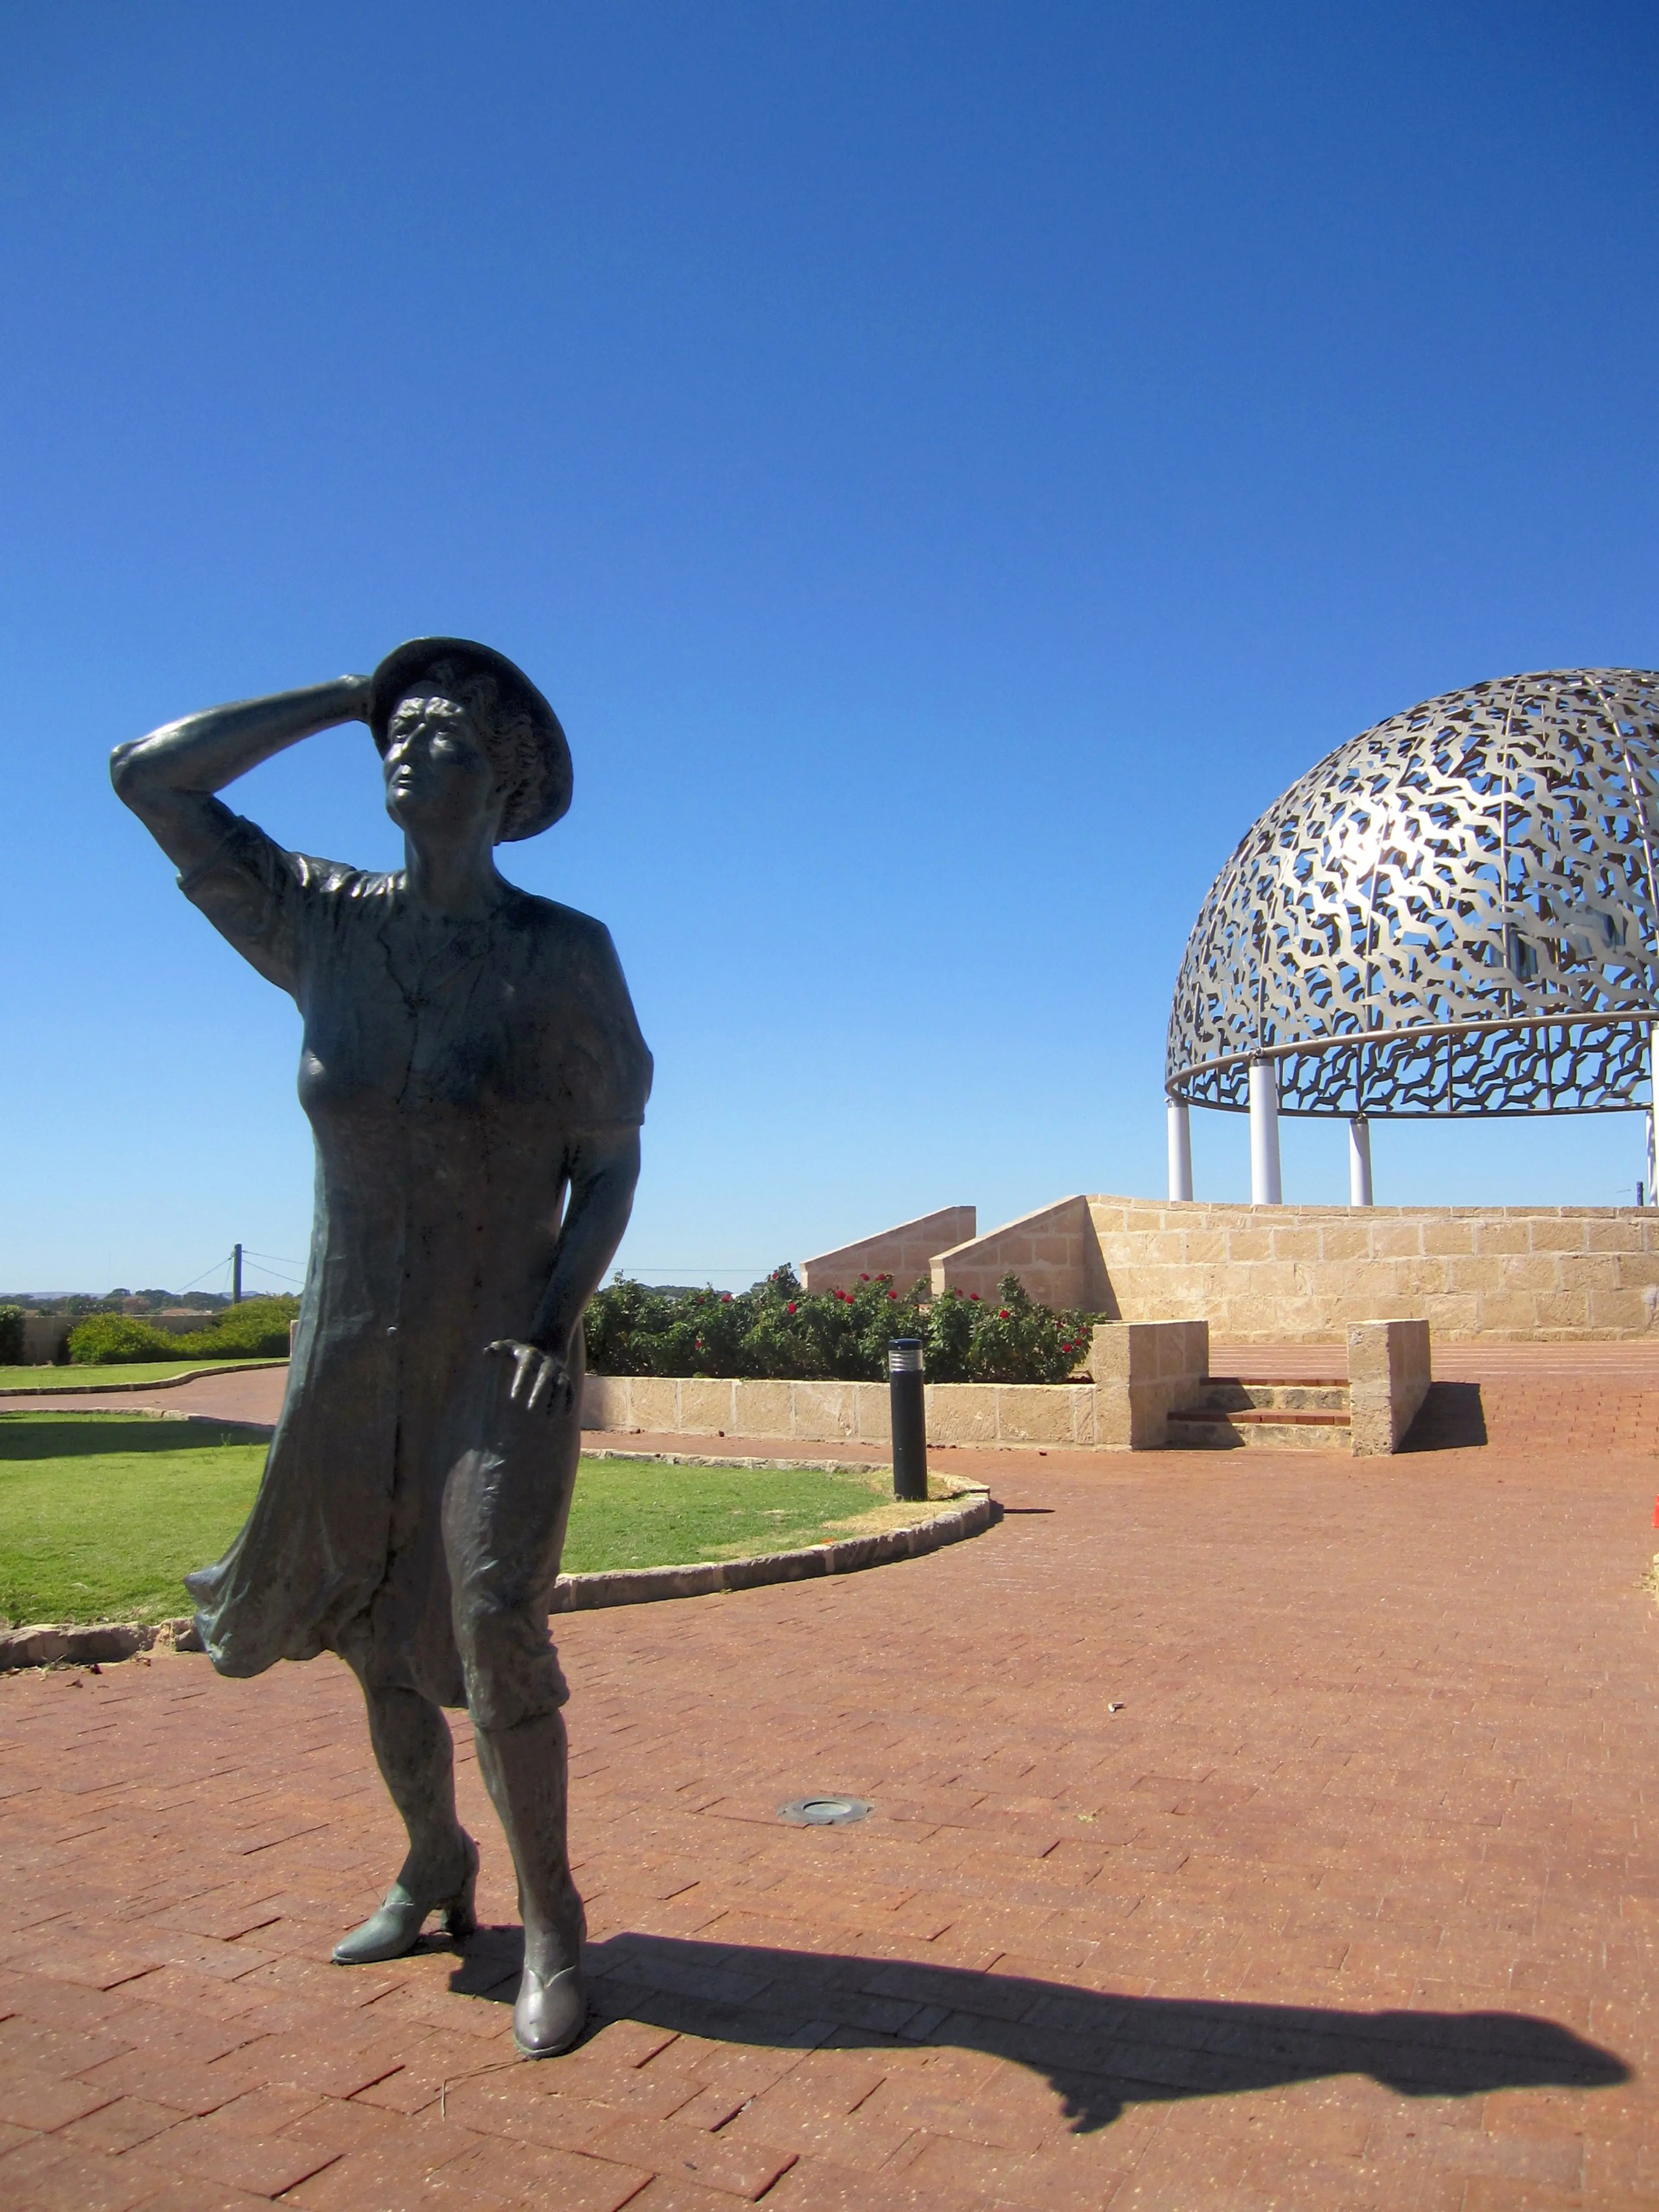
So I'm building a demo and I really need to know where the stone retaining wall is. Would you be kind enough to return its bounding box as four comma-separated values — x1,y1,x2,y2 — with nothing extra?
802,1206,977,1295
929,1193,1659,1341
586,1317,1425,1458
20,1316,70,1365
581,1372,1107,1447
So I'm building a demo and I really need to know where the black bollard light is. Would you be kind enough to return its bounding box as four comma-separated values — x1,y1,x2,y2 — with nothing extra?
888,1337,928,1502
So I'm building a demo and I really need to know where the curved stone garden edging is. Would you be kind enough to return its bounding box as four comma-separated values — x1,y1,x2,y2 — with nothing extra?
0,1360,286,1399
548,1487,994,1612
0,1488,995,1670
595,1446,891,1473
0,1617,204,1669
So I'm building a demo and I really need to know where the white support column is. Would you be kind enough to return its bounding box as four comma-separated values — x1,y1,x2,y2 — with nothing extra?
1646,1109,1656,1207
1249,1056,1282,1205
1348,1115,1373,1207
1166,1097,1193,1201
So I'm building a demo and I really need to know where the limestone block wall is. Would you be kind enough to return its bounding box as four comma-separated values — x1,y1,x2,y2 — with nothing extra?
930,1197,1114,1310
1348,1319,1431,1454
20,1316,71,1364
802,1206,977,1294
15,1311,215,1364
1085,1197,1659,1341
918,1192,1659,1340
1085,1319,1210,1448
582,1371,1108,1448
582,1315,1423,1454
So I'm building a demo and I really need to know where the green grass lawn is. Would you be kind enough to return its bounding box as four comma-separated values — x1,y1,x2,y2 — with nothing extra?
562,1456,896,1576
0,1359,287,1392
0,1413,899,1626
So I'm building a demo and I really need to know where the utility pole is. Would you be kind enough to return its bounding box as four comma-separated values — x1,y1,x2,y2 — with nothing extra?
232,1244,243,1305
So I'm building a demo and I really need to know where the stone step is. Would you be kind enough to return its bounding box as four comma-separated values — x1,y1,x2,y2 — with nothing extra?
1165,1405,1352,1452
1188,1379,1351,1414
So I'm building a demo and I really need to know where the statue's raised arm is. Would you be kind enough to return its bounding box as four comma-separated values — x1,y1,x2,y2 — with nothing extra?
110,674,373,876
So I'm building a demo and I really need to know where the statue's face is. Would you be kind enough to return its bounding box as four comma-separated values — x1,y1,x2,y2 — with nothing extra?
383,692,501,841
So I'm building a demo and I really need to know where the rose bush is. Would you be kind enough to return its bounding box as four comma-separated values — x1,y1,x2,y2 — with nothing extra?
582,1267,1094,1385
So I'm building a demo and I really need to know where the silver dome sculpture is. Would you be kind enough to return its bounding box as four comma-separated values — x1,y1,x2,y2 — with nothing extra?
1163,669,1659,1204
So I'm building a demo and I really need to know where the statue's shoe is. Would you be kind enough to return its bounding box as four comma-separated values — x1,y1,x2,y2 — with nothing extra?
513,1962,586,2058
332,1836,479,1965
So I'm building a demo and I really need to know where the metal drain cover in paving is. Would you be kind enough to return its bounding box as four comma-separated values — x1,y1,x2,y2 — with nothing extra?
778,1795,872,1827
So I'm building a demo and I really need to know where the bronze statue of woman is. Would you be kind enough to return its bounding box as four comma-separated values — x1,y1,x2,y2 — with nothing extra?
111,639,651,2059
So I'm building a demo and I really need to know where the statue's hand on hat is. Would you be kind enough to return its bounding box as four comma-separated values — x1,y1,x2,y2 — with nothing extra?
485,1337,577,1416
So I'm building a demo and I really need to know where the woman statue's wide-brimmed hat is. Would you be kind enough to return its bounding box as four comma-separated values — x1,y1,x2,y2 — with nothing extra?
368,636,572,842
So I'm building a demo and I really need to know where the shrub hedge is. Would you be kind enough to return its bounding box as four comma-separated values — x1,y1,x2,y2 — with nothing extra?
584,1268,1096,1386
57,1274,1097,1388
0,1306,22,1365
67,1296,299,1366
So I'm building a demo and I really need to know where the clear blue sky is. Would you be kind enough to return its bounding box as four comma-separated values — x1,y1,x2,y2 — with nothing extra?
3,1,1657,1297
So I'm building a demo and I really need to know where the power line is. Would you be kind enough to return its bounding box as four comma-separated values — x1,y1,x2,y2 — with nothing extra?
173,1249,307,1299
177,1253,235,1294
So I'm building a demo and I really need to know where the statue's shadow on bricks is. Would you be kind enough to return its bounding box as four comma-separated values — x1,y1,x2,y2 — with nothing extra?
451,1929,1624,2132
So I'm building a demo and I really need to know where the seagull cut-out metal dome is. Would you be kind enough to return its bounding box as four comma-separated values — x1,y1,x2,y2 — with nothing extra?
1166,669,1659,1119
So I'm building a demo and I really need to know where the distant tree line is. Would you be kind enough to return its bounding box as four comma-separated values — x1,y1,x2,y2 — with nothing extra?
2,1289,230,1318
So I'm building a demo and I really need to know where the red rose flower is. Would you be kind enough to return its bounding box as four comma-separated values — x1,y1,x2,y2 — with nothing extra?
787,1301,797,1313
999,1309,1010,1319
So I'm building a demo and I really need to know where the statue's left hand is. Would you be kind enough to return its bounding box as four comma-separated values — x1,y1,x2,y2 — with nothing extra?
485,1339,576,1415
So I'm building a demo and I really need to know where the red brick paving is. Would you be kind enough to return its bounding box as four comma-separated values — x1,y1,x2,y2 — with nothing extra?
5,1359,1659,2204
9,1367,290,1424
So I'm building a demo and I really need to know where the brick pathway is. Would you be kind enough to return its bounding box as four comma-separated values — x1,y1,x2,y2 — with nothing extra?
5,1371,1659,2205
7,1367,291,1424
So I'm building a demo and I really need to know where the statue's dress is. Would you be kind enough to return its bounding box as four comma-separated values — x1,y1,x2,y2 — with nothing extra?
177,804,652,1711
